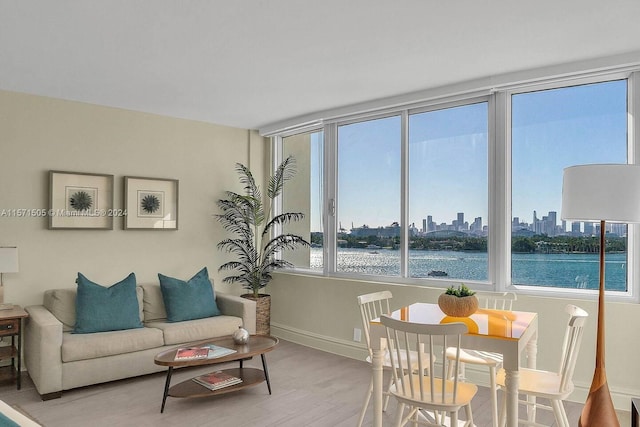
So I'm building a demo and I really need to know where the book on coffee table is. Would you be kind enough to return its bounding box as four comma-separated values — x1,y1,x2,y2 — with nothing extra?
203,344,237,359
192,370,243,390
174,347,209,361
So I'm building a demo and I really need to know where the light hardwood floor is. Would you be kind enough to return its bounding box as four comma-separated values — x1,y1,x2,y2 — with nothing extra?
0,340,630,426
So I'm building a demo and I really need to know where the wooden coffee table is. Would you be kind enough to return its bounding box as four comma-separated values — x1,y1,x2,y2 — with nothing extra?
154,335,278,413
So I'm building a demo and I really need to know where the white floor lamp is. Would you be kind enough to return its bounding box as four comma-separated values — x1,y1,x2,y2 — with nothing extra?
562,164,640,427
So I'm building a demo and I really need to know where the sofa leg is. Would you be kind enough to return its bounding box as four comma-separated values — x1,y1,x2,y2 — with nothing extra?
40,392,62,401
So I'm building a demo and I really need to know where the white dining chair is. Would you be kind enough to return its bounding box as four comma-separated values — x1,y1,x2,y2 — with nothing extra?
356,291,431,427
444,291,516,427
381,314,478,427
496,304,588,427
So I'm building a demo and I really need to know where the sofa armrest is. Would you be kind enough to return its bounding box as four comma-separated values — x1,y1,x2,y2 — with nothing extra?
216,292,256,334
24,305,64,397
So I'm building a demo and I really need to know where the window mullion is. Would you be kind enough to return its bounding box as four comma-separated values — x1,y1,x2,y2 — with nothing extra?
400,111,409,277
492,91,511,291
324,123,338,274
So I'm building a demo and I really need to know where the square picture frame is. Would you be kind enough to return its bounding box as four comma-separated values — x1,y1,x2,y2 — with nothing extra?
49,171,115,230
124,176,179,230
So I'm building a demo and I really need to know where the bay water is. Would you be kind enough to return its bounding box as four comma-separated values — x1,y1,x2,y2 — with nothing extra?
309,248,627,291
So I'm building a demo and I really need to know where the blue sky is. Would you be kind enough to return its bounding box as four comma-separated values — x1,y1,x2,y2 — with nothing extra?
310,79,627,232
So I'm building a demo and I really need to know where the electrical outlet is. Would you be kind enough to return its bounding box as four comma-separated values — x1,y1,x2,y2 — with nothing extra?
353,327,362,342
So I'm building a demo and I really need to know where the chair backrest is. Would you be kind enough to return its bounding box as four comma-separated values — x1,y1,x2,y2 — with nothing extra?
357,291,392,357
380,314,468,404
475,291,517,311
557,304,589,392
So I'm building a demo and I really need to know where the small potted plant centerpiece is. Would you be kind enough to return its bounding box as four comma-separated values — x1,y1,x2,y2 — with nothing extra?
438,283,478,317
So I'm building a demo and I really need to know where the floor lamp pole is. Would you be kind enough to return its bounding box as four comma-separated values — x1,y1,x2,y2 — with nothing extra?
578,220,619,427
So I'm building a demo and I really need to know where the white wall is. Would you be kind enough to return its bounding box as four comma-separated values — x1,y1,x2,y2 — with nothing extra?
268,272,640,410
0,90,267,306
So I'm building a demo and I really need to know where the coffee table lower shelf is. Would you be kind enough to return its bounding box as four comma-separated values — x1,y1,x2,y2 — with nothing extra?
168,367,267,398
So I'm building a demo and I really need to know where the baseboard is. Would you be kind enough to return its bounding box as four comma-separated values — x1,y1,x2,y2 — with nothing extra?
270,322,368,362
270,322,634,412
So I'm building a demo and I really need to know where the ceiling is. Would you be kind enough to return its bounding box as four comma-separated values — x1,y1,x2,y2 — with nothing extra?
2,1,640,131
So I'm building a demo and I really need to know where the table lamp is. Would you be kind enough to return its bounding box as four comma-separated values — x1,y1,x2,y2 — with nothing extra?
562,164,640,427
0,246,19,310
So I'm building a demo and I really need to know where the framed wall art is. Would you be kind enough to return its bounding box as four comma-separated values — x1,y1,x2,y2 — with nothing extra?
124,176,179,230
49,171,115,230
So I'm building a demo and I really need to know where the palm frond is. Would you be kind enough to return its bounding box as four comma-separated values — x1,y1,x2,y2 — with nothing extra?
262,212,306,237
267,155,296,199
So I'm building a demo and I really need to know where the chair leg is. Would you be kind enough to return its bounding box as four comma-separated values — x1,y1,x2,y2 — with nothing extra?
489,366,499,427
551,399,568,427
558,400,570,427
394,402,406,427
527,393,537,423
384,375,393,411
446,357,455,380
452,410,459,427
356,377,373,427
499,389,507,427
465,403,474,427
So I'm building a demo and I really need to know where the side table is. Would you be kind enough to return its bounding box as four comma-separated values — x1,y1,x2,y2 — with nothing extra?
0,306,29,389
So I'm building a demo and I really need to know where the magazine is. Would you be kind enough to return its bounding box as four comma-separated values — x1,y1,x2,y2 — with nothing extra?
203,344,237,358
192,370,243,390
174,347,209,361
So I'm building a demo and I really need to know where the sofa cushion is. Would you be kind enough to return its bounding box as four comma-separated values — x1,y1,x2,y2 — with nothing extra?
146,315,242,346
73,273,143,334
44,286,144,332
158,267,221,322
61,327,165,362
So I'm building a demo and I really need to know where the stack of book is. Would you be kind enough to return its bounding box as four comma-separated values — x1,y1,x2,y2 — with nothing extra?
192,371,243,390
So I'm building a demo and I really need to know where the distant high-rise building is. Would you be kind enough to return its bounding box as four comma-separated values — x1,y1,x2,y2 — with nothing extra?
584,222,594,236
422,218,427,233
571,221,581,234
457,213,464,230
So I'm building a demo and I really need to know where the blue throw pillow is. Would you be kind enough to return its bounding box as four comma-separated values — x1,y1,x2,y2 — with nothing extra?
158,267,221,322
73,272,143,334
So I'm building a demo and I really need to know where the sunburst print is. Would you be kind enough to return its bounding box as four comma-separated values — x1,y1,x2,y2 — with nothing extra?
69,191,93,211
141,194,160,214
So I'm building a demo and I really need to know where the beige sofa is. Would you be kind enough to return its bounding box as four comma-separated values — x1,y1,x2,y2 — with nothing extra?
24,282,256,400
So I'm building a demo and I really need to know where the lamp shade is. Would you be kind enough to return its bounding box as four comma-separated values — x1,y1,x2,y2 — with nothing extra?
0,247,19,273
562,164,640,223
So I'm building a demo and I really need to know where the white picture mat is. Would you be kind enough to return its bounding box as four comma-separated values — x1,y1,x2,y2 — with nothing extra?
125,177,178,229
49,171,114,229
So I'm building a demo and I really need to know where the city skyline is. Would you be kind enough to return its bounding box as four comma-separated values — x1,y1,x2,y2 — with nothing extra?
342,207,627,237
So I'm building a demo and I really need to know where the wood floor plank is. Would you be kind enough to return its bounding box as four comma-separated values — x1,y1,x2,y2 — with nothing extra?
0,339,630,426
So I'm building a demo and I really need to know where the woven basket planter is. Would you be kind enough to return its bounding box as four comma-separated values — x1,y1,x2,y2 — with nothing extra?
241,294,271,335
437,294,478,317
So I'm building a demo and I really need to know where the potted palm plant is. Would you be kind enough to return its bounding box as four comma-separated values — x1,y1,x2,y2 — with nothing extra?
215,155,310,335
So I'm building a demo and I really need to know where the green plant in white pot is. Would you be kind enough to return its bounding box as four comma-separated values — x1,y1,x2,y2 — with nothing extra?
215,155,310,334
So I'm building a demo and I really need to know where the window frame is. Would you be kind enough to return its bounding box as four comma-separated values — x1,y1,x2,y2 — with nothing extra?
271,69,640,303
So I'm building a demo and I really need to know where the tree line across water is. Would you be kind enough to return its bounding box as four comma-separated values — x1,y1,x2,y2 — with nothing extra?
311,232,626,253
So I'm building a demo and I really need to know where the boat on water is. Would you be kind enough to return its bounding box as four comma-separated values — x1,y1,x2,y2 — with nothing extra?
427,270,448,277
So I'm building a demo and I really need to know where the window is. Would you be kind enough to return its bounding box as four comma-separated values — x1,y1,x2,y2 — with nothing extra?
271,68,638,299
337,115,401,276
408,103,489,280
281,130,324,271
511,80,628,291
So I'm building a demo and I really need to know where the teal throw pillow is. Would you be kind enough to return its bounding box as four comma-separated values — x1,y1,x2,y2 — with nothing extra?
158,267,220,322
73,272,143,334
